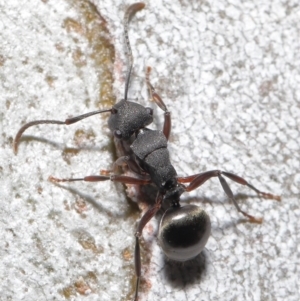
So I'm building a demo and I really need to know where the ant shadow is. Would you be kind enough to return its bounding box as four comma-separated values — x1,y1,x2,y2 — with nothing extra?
51,181,122,217
16,135,111,153
18,136,136,218
162,249,208,291
159,193,262,290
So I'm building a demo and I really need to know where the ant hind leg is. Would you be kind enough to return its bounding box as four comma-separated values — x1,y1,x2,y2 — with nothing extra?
178,170,280,223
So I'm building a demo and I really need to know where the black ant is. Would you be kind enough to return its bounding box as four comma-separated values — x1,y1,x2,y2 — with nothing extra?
13,3,281,300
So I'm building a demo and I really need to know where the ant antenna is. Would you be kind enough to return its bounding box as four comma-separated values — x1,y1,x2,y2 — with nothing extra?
13,108,112,154
13,3,146,155
123,2,145,101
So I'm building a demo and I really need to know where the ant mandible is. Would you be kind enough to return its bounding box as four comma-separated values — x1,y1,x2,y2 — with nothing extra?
13,3,281,300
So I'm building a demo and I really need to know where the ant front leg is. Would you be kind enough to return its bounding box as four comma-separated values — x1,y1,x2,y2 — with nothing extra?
99,156,150,179
100,156,134,175
178,170,281,223
133,192,163,301
146,66,171,140
113,156,149,176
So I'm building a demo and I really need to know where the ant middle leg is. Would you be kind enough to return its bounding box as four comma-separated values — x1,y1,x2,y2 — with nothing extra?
146,66,171,140
178,170,281,223
99,156,151,182
49,174,152,185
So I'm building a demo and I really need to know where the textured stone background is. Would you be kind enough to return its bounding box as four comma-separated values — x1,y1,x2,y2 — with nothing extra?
0,0,299,300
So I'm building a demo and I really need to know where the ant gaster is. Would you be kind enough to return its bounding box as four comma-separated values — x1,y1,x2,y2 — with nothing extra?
13,3,281,300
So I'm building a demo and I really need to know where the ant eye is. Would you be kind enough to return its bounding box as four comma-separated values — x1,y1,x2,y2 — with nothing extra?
146,107,153,116
114,129,122,139
111,108,118,114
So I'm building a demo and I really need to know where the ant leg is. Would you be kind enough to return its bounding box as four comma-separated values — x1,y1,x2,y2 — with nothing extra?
100,156,150,179
221,171,280,201
146,66,168,112
113,156,148,176
13,108,112,154
100,156,132,175
180,170,261,223
146,66,171,140
49,174,152,185
113,156,131,173
133,192,163,301
178,170,280,223
179,170,281,200
163,113,171,141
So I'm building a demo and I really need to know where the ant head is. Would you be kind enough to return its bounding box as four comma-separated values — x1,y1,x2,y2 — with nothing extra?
158,204,211,261
108,99,153,140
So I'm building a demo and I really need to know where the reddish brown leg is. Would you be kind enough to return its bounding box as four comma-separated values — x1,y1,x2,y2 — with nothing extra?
49,174,152,185
178,170,280,223
162,112,171,141
146,66,171,141
111,155,149,177
133,192,163,301
13,109,112,154
100,156,132,175
100,154,149,178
